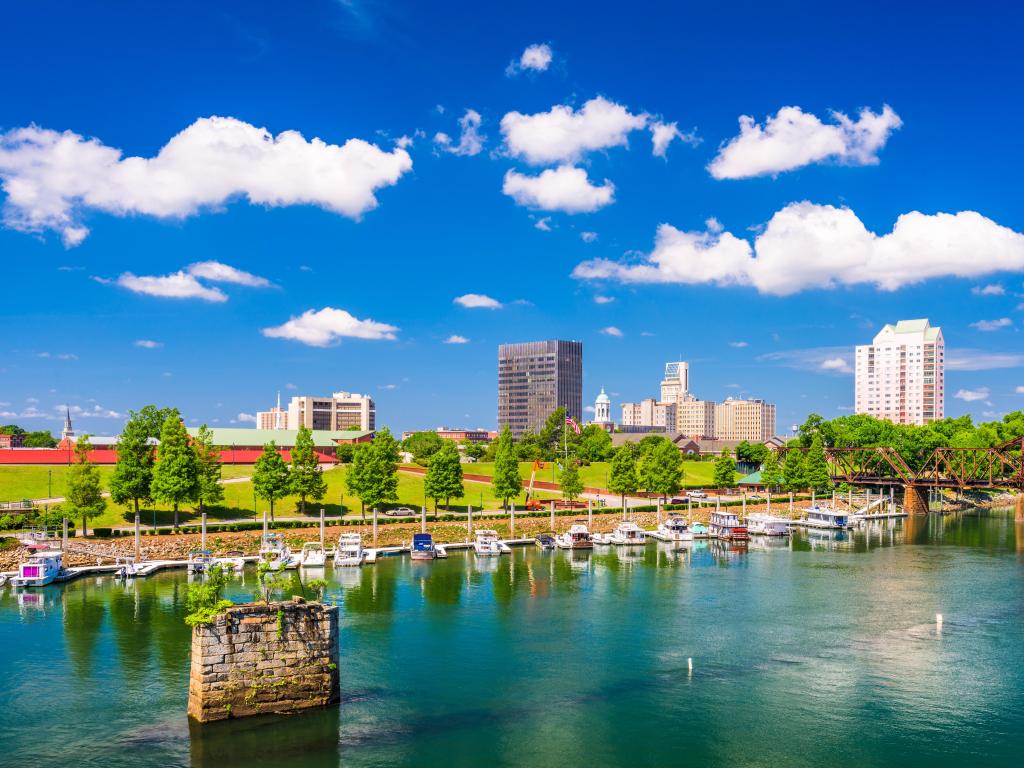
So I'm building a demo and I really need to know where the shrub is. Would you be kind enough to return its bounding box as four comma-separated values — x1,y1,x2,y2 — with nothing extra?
92,527,112,538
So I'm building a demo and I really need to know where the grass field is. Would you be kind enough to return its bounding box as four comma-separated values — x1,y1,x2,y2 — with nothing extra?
449,460,722,489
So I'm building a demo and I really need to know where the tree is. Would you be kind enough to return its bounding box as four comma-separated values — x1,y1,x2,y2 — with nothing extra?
713,452,737,489
560,461,584,501
402,431,444,462
782,448,806,492
461,440,486,460
193,424,225,516
640,439,684,501
345,444,369,517
335,443,355,464
760,449,783,492
132,405,179,440
109,414,154,520
607,442,639,510
151,413,199,530
804,434,833,494
492,426,523,509
24,430,57,448
424,440,464,510
289,425,326,515
253,442,290,522
577,425,612,463
63,436,106,536
0,424,26,436
359,428,400,512
735,440,770,465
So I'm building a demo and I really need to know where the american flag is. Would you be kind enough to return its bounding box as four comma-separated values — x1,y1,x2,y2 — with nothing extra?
565,416,581,435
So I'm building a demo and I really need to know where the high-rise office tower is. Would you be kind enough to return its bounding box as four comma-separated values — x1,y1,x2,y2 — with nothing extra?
660,361,689,403
498,340,583,438
855,319,944,425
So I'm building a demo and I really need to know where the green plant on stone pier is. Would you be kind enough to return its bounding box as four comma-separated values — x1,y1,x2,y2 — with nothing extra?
184,564,233,627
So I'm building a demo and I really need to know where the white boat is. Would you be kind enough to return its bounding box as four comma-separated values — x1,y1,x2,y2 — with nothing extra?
334,533,365,566
187,550,215,574
473,529,502,556
591,531,612,545
10,549,66,587
652,516,692,542
555,521,594,549
745,512,791,536
609,520,647,546
298,542,327,568
259,533,297,569
115,556,139,579
709,510,748,541
798,506,851,530
217,550,247,572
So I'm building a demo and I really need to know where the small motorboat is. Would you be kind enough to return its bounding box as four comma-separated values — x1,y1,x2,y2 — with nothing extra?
259,533,297,569
746,512,791,536
555,521,594,550
115,557,139,580
10,549,66,587
652,516,692,542
334,533,365,566
534,534,555,550
690,522,709,539
710,510,748,541
187,550,215,574
217,550,247,572
298,542,327,568
473,529,502,556
609,521,647,546
798,506,851,530
410,532,436,560
591,531,612,545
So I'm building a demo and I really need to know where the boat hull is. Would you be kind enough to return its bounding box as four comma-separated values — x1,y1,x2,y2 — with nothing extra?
410,551,436,560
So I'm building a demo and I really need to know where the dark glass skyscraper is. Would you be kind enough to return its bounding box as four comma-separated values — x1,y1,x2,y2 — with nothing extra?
497,340,583,437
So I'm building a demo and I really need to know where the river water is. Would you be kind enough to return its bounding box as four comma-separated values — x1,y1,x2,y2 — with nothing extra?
1,511,1022,768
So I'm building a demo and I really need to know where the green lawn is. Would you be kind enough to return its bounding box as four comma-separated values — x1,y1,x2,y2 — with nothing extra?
452,460,721,490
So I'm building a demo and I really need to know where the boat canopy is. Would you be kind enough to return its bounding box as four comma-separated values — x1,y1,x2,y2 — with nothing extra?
413,533,434,550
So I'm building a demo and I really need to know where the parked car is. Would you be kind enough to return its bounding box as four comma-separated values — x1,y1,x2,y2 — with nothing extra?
687,490,708,499
385,506,416,516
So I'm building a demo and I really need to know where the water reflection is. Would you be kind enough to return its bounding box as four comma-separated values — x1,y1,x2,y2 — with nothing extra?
190,708,341,768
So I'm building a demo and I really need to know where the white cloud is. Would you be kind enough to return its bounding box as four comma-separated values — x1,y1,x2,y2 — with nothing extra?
444,334,469,344
584,405,595,414
970,317,1013,331
581,231,598,243
507,43,553,76
947,349,1024,371
134,339,162,348
593,295,615,304
600,326,623,337
573,202,1024,295
503,165,614,213
261,307,398,347
187,260,271,287
501,96,648,165
37,352,50,358
433,109,485,156
56,353,78,361
0,116,413,245
454,293,503,309
237,412,256,423
59,403,122,419
26,397,39,403
955,387,990,402
971,283,1005,296
116,271,228,302
285,383,297,390
708,105,902,179
0,410,15,418
1015,386,1024,394
379,384,398,390
729,341,749,348
534,216,552,231
820,357,854,374
650,121,697,158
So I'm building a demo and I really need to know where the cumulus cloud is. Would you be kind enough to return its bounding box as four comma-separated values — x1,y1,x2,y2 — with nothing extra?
454,293,503,309
581,231,598,243
971,283,1005,296
758,346,859,374
955,387,990,402
970,318,1013,331
237,412,257,423
650,121,697,158
134,339,162,348
708,105,902,180
117,272,228,302
593,295,615,304
187,260,271,287
1015,386,1024,394
261,307,398,347
820,357,854,374
946,349,1024,371
600,326,623,337
573,202,1024,295
729,341,749,348
0,116,413,245
503,165,614,213
501,97,648,165
506,43,553,76
60,403,122,419
535,217,553,231
444,335,469,344
433,109,485,156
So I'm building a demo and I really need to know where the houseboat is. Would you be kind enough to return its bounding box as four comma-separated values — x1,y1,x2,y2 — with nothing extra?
745,512,791,537
10,549,66,587
473,529,502,556
299,542,327,568
799,506,851,530
651,516,692,542
609,520,647,546
555,521,594,549
334,533,365,566
411,533,437,560
709,510,748,541
534,534,556,550
259,533,297,569
188,550,215,574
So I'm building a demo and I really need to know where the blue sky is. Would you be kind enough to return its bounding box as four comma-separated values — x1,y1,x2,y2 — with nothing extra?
2,0,1023,436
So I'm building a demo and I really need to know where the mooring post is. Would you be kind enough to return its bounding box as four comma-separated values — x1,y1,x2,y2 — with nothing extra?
741,494,746,518
688,498,692,521
262,510,268,537
588,499,593,528
767,494,772,514
657,499,662,523
510,503,515,537
551,499,556,529
421,505,426,534
848,488,853,507
467,505,473,541
832,490,837,509
372,508,378,546
716,495,721,512
62,517,67,549
319,509,325,546
201,512,207,550
134,513,141,561
811,489,816,507
789,492,794,513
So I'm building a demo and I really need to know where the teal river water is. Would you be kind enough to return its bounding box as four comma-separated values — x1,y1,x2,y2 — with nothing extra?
2,511,1023,768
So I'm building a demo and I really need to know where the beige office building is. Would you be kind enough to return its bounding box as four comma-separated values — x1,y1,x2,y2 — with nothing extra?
620,398,676,429
713,397,776,442
285,391,375,432
675,395,717,438
256,407,289,430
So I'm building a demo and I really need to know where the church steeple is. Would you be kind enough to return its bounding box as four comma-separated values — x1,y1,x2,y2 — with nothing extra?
61,407,74,442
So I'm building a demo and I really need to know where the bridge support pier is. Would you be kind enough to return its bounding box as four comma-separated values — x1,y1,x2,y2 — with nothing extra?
1016,494,1024,522
904,486,929,515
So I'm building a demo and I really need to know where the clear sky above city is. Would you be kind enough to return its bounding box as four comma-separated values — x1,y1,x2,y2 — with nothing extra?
2,0,1023,435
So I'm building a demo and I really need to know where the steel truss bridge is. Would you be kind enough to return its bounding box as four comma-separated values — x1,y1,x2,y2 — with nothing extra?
780,436,1024,490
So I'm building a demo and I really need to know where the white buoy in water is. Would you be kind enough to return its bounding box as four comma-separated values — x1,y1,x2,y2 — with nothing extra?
936,613,943,626
688,657,693,672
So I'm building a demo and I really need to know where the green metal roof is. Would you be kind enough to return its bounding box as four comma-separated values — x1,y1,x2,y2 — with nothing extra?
186,427,371,447
737,470,763,485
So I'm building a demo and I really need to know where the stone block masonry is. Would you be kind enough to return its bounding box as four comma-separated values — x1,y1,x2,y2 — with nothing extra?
188,599,340,723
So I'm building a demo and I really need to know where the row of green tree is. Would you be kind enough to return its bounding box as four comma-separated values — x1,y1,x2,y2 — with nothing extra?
0,423,58,447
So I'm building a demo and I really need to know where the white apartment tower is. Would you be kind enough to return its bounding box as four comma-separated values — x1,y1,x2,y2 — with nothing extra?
855,319,944,425
285,391,376,432
660,361,689,403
